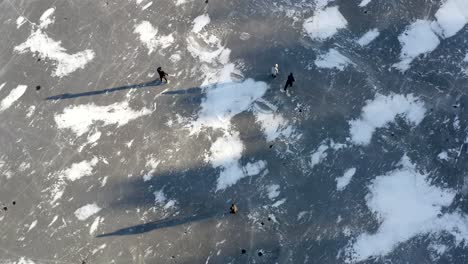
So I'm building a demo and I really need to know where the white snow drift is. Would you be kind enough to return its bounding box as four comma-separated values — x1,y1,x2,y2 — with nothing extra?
192,14,210,33
315,49,353,70
0,85,27,112
349,94,426,145
54,101,151,136
74,203,102,221
303,6,348,40
357,29,380,46
336,168,356,191
346,156,468,262
134,21,174,54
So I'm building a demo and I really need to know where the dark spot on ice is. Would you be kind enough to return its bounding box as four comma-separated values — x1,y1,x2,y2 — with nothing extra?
446,139,450,142
3,207,7,211
37,58,41,62
267,217,271,221
171,256,175,259
391,132,395,137
12,201,16,205
453,105,458,108
299,109,302,112
260,221,264,225
269,144,273,149
258,251,263,257
241,249,246,254
36,85,41,90
364,10,368,13
430,108,434,111
205,0,208,3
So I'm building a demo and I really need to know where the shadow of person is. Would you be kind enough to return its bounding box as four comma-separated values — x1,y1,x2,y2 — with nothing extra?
96,211,226,237
45,79,163,100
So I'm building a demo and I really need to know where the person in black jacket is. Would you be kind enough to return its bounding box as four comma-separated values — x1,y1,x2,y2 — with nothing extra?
284,73,295,91
157,67,168,83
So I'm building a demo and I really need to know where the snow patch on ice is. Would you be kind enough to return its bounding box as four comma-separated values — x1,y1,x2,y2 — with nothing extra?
142,1,153,10
39,8,55,28
192,14,210,33
134,21,174,54
394,20,440,71
55,101,151,137
432,0,468,38
74,203,101,221
336,168,356,191
272,198,287,208
266,184,280,200
253,102,294,141
16,16,26,29
357,29,380,46
59,157,98,181
303,6,348,41
349,94,426,145
0,85,27,112
89,216,101,235
244,160,267,176
345,156,468,262
154,190,176,209
27,220,37,232
15,258,36,264
315,49,353,70
143,156,160,181
437,151,449,161
358,0,372,7
311,144,329,168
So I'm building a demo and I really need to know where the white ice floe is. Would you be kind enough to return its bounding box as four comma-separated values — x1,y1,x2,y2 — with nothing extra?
393,20,440,71
266,184,280,200
16,16,26,28
349,93,426,145
59,157,98,181
192,14,210,33
303,6,348,41
0,85,27,112
358,0,372,7
134,21,174,54
357,29,380,46
243,160,267,176
315,49,353,70
432,0,468,38
74,203,102,221
336,168,356,191
346,155,468,262
54,101,151,136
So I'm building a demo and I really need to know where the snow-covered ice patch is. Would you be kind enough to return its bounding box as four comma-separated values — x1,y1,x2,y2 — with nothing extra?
27,220,37,232
310,144,329,168
303,6,348,41
357,29,380,46
266,184,280,200
143,156,160,181
244,160,267,176
394,20,440,71
74,203,101,221
39,8,55,28
154,190,176,209
358,0,372,7
0,85,27,112
315,49,353,70
272,198,287,208
89,216,101,235
59,157,98,181
16,16,26,28
14,258,36,264
432,0,468,39
336,168,356,191
142,1,153,10
349,94,426,145
54,101,151,136
192,14,210,33
345,156,468,262
253,102,294,141
134,21,174,54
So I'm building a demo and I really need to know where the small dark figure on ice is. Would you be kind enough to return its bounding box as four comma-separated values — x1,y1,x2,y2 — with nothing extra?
284,73,295,91
157,67,169,83
230,203,238,214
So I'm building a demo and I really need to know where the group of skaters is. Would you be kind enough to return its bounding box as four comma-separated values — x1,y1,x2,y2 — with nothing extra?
157,64,295,94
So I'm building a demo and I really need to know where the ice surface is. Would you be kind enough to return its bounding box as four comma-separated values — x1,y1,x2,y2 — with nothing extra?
349,93,426,145
303,6,348,41
346,156,468,262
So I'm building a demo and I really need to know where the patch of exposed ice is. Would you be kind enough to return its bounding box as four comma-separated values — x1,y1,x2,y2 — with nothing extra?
303,6,348,41
349,94,426,145
134,21,174,54
345,156,468,262
315,49,353,70
74,203,101,221
54,101,151,136
192,14,210,33
357,29,380,46
0,85,27,112
336,168,356,191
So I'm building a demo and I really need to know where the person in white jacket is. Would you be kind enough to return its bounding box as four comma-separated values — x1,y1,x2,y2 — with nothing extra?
271,64,279,78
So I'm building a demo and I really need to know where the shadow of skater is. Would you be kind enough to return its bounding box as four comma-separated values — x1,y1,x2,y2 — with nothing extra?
96,211,225,237
45,79,163,100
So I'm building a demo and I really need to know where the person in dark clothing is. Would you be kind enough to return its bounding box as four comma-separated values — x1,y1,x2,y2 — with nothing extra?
157,67,168,82
284,73,295,91
230,203,238,214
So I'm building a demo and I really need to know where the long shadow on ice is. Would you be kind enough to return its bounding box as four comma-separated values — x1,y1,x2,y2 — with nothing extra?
45,79,164,100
